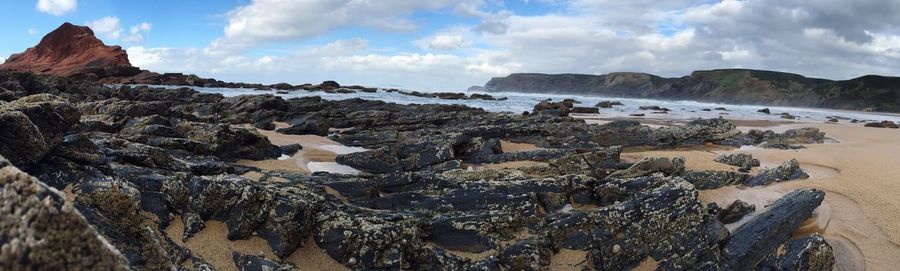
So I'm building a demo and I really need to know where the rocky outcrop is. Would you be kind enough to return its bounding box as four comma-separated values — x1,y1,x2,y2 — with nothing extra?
717,200,755,224
0,23,139,79
722,189,825,270
0,71,835,270
744,159,809,187
865,120,900,128
724,127,826,149
714,153,760,172
0,94,80,167
757,234,835,270
480,69,900,113
0,155,130,270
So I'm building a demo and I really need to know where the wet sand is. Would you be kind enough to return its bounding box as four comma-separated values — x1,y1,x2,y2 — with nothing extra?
624,122,900,270
166,215,346,271
500,140,544,152
236,122,365,174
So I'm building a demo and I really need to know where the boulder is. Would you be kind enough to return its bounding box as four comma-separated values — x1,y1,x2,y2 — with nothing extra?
458,137,502,163
320,80,340,90
756,234,834,271
533,100,571,115
722,189,826,270
744,159,808,187
232,252,299,271
679,170,748,190
865,120,900,128
718,200,755,224
281,143,302,156
277,115,330,136
714,153,760,172
498,237,555,271
571,106,599,114
335,147,402,174
595,100,623,108
639,105,669,111
271,83,294,90
758,108,771,114
0,94,80,167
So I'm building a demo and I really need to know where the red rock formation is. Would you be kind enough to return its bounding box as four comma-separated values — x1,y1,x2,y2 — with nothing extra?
0,22,140,79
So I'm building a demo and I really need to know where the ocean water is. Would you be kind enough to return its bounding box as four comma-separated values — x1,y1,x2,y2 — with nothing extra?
140,85,900,123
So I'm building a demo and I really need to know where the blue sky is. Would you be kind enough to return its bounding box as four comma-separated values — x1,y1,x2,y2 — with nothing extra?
6,0,900,91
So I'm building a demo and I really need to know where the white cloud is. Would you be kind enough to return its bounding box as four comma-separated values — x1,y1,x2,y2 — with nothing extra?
211,0,477,53
136,0,900,91
414,30,474,51
27,29,38,35
86,16,122,40
86,17,151,44
36,0,76,16
123,22,152,43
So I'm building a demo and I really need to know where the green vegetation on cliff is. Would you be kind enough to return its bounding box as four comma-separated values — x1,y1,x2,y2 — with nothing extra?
478,69,900,112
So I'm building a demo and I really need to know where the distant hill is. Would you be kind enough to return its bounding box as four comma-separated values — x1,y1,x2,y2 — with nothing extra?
0,23,236,87
0,22,140,79
473,69,900,112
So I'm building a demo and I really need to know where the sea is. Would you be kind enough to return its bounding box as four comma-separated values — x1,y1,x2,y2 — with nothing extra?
140,85,900,124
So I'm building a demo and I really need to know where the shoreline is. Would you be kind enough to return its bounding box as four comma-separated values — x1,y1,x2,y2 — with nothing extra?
620,121,900,270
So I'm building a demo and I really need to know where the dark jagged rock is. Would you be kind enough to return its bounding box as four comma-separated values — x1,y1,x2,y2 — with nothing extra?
639,105,670,111
457,137,502,163
780,112,798,119
758,108,771,114
335,147,402,174
606,156,684,179
277,116,330,136
571,106,599,114
181,212,205,240
595,100,623,108
498,237,555,270
744,159,809,187
320,80,341,90
0,70,836,270
714,153,760,172
538,146,623,178
722,189,825,270
0,94,80,167
232,252,299,271
724,127,825,149
547,178,728,270
756,234,835,271
315,211,423,270
718,199,755,224
532,100,572,115
679,170,748,190
0,155,130,270
281,143,302,156
865,120,900,128
592,118,740,147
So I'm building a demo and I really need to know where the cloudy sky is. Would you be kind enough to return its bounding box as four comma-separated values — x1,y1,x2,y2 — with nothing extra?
4,0,900,91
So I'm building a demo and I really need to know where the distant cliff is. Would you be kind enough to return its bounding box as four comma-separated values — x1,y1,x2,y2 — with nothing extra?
0,23,140,79
475,69,900,112
1,23,244,88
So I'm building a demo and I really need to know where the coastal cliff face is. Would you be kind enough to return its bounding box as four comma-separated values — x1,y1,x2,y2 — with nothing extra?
0,23,140,79
478,69,900,112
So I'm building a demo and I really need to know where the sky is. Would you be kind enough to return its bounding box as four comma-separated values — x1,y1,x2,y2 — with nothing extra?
5,0,900,91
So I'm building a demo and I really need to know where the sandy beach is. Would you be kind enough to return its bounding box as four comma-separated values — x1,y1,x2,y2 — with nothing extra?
236,122,364,175
223,118,900,269
620,121,900,270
